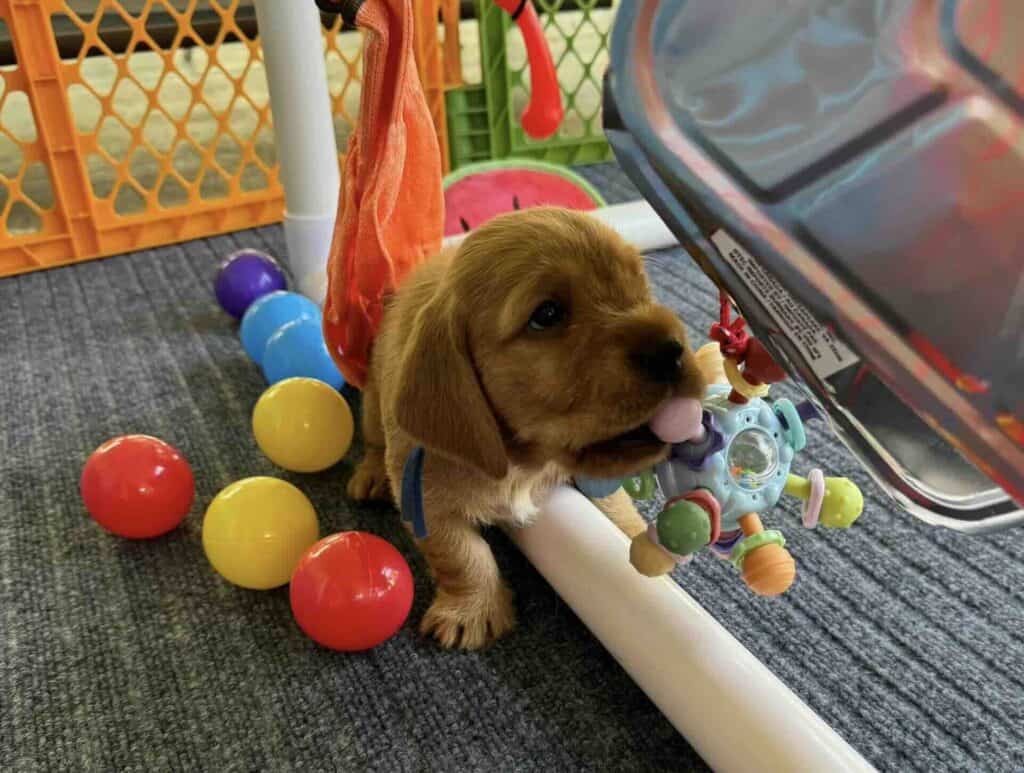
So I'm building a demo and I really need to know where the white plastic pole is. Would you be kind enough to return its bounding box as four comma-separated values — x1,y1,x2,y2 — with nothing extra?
441,199,680,252
588,199,679,252
507,487,876,773
254,0,340,305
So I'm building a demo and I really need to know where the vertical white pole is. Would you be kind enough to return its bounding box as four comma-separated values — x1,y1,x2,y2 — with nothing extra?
253,0,340,305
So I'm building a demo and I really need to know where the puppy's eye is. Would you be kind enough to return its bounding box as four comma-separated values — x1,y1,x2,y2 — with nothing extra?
528,300,566,331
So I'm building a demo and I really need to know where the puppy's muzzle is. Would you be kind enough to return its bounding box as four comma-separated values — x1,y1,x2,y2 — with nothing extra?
631,338,684,385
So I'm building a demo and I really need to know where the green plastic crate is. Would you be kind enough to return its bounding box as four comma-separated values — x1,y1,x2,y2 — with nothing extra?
447,0,614,170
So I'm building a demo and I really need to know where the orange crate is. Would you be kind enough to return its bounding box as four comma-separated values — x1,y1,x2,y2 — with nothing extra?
0,0,459,278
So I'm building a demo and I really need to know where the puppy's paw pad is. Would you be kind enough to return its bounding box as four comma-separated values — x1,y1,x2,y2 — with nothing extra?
347,460,391,502
420,587,516,650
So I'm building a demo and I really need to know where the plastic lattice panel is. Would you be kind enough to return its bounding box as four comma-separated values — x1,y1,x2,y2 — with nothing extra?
508,0,607,139
0,0,373,277
505,0,613,163
0,19,56,241
447,0,614,169
61,2,278,218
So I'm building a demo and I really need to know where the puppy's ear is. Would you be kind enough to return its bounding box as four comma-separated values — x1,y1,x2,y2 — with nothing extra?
394,294,508,480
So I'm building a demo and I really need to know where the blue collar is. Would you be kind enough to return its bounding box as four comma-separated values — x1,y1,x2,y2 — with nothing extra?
400,446,429,538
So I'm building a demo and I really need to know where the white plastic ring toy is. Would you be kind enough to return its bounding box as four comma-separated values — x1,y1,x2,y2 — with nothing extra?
803,468,826,529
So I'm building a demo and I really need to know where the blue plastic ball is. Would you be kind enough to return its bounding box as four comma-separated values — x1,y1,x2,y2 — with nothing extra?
214,250,287,319
240,291,321,365
263,317,345,390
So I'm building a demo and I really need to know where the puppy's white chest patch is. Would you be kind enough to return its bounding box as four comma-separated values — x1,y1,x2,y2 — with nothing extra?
508,484,539,525
501,464,563,526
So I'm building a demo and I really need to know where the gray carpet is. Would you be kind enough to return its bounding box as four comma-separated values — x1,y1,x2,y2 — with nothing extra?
1,164,1021,773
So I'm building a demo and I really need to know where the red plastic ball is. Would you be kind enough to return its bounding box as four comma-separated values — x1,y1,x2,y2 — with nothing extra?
290,532,414,651
80,435,195,539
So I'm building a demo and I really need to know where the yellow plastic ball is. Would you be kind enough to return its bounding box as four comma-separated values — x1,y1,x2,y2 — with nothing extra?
252,377,353,473
202,477,320,590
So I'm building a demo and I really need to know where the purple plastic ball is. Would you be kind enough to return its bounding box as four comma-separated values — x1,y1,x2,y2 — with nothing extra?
214,250,287,319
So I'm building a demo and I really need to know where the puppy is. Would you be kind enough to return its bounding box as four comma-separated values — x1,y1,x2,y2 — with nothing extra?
348,207,711,649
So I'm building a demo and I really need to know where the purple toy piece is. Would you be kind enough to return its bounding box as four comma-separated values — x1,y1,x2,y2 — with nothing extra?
670,410,724,471
214,249,288,319
796,401,820,423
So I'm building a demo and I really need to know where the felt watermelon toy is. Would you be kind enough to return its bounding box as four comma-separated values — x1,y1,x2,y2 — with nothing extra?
442,159,606,236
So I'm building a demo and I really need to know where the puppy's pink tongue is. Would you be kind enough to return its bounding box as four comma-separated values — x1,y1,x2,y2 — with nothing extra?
650,397,704,444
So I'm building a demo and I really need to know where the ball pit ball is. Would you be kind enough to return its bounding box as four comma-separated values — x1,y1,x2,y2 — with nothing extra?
262,317,345,390
202,477,320,590
80,435,195,539
252,378,353,473
290,532,414,651
214,249,287,319
240,290,321,365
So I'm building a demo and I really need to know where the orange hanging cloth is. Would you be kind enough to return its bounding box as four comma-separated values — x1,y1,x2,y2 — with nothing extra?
321,0,444,389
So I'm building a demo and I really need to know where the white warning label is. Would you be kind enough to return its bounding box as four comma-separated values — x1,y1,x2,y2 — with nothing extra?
711,230,859,380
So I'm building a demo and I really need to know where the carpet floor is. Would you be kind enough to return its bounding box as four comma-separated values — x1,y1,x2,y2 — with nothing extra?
1,164,1021,772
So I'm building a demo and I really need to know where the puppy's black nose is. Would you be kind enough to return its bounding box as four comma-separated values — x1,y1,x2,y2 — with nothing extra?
632,339,684,384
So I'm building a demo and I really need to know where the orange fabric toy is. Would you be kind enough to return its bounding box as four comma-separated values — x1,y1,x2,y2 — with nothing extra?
322,0,444,389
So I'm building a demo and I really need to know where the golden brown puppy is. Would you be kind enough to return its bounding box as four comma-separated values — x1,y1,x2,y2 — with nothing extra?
348,207,713,649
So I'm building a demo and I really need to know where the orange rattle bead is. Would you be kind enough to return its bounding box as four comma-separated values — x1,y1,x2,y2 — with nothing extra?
735,513,795,596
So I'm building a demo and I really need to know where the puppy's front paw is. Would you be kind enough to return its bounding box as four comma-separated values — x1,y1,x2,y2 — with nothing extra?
420,585,516,650
347,456,391,502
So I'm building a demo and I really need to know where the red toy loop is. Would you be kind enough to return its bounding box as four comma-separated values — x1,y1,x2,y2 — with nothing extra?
493,0,563,139
710,292,750,359
710,319,750,359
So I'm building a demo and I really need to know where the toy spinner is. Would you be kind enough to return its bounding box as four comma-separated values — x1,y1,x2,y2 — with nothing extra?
580,297,864,596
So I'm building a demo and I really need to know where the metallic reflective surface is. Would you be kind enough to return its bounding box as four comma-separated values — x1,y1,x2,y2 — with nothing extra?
606,0,1024,530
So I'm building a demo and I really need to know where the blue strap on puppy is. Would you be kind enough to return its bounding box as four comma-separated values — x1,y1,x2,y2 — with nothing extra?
401,446,429,538
406,454,625,533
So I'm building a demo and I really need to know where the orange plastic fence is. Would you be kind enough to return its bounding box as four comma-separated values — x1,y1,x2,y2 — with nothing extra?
414,0,462,170
0,0,459,278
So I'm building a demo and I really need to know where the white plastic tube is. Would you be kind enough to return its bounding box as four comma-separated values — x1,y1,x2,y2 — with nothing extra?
441,199,680,252
589,199,679,252
254,0,340,305
507,487,876,773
